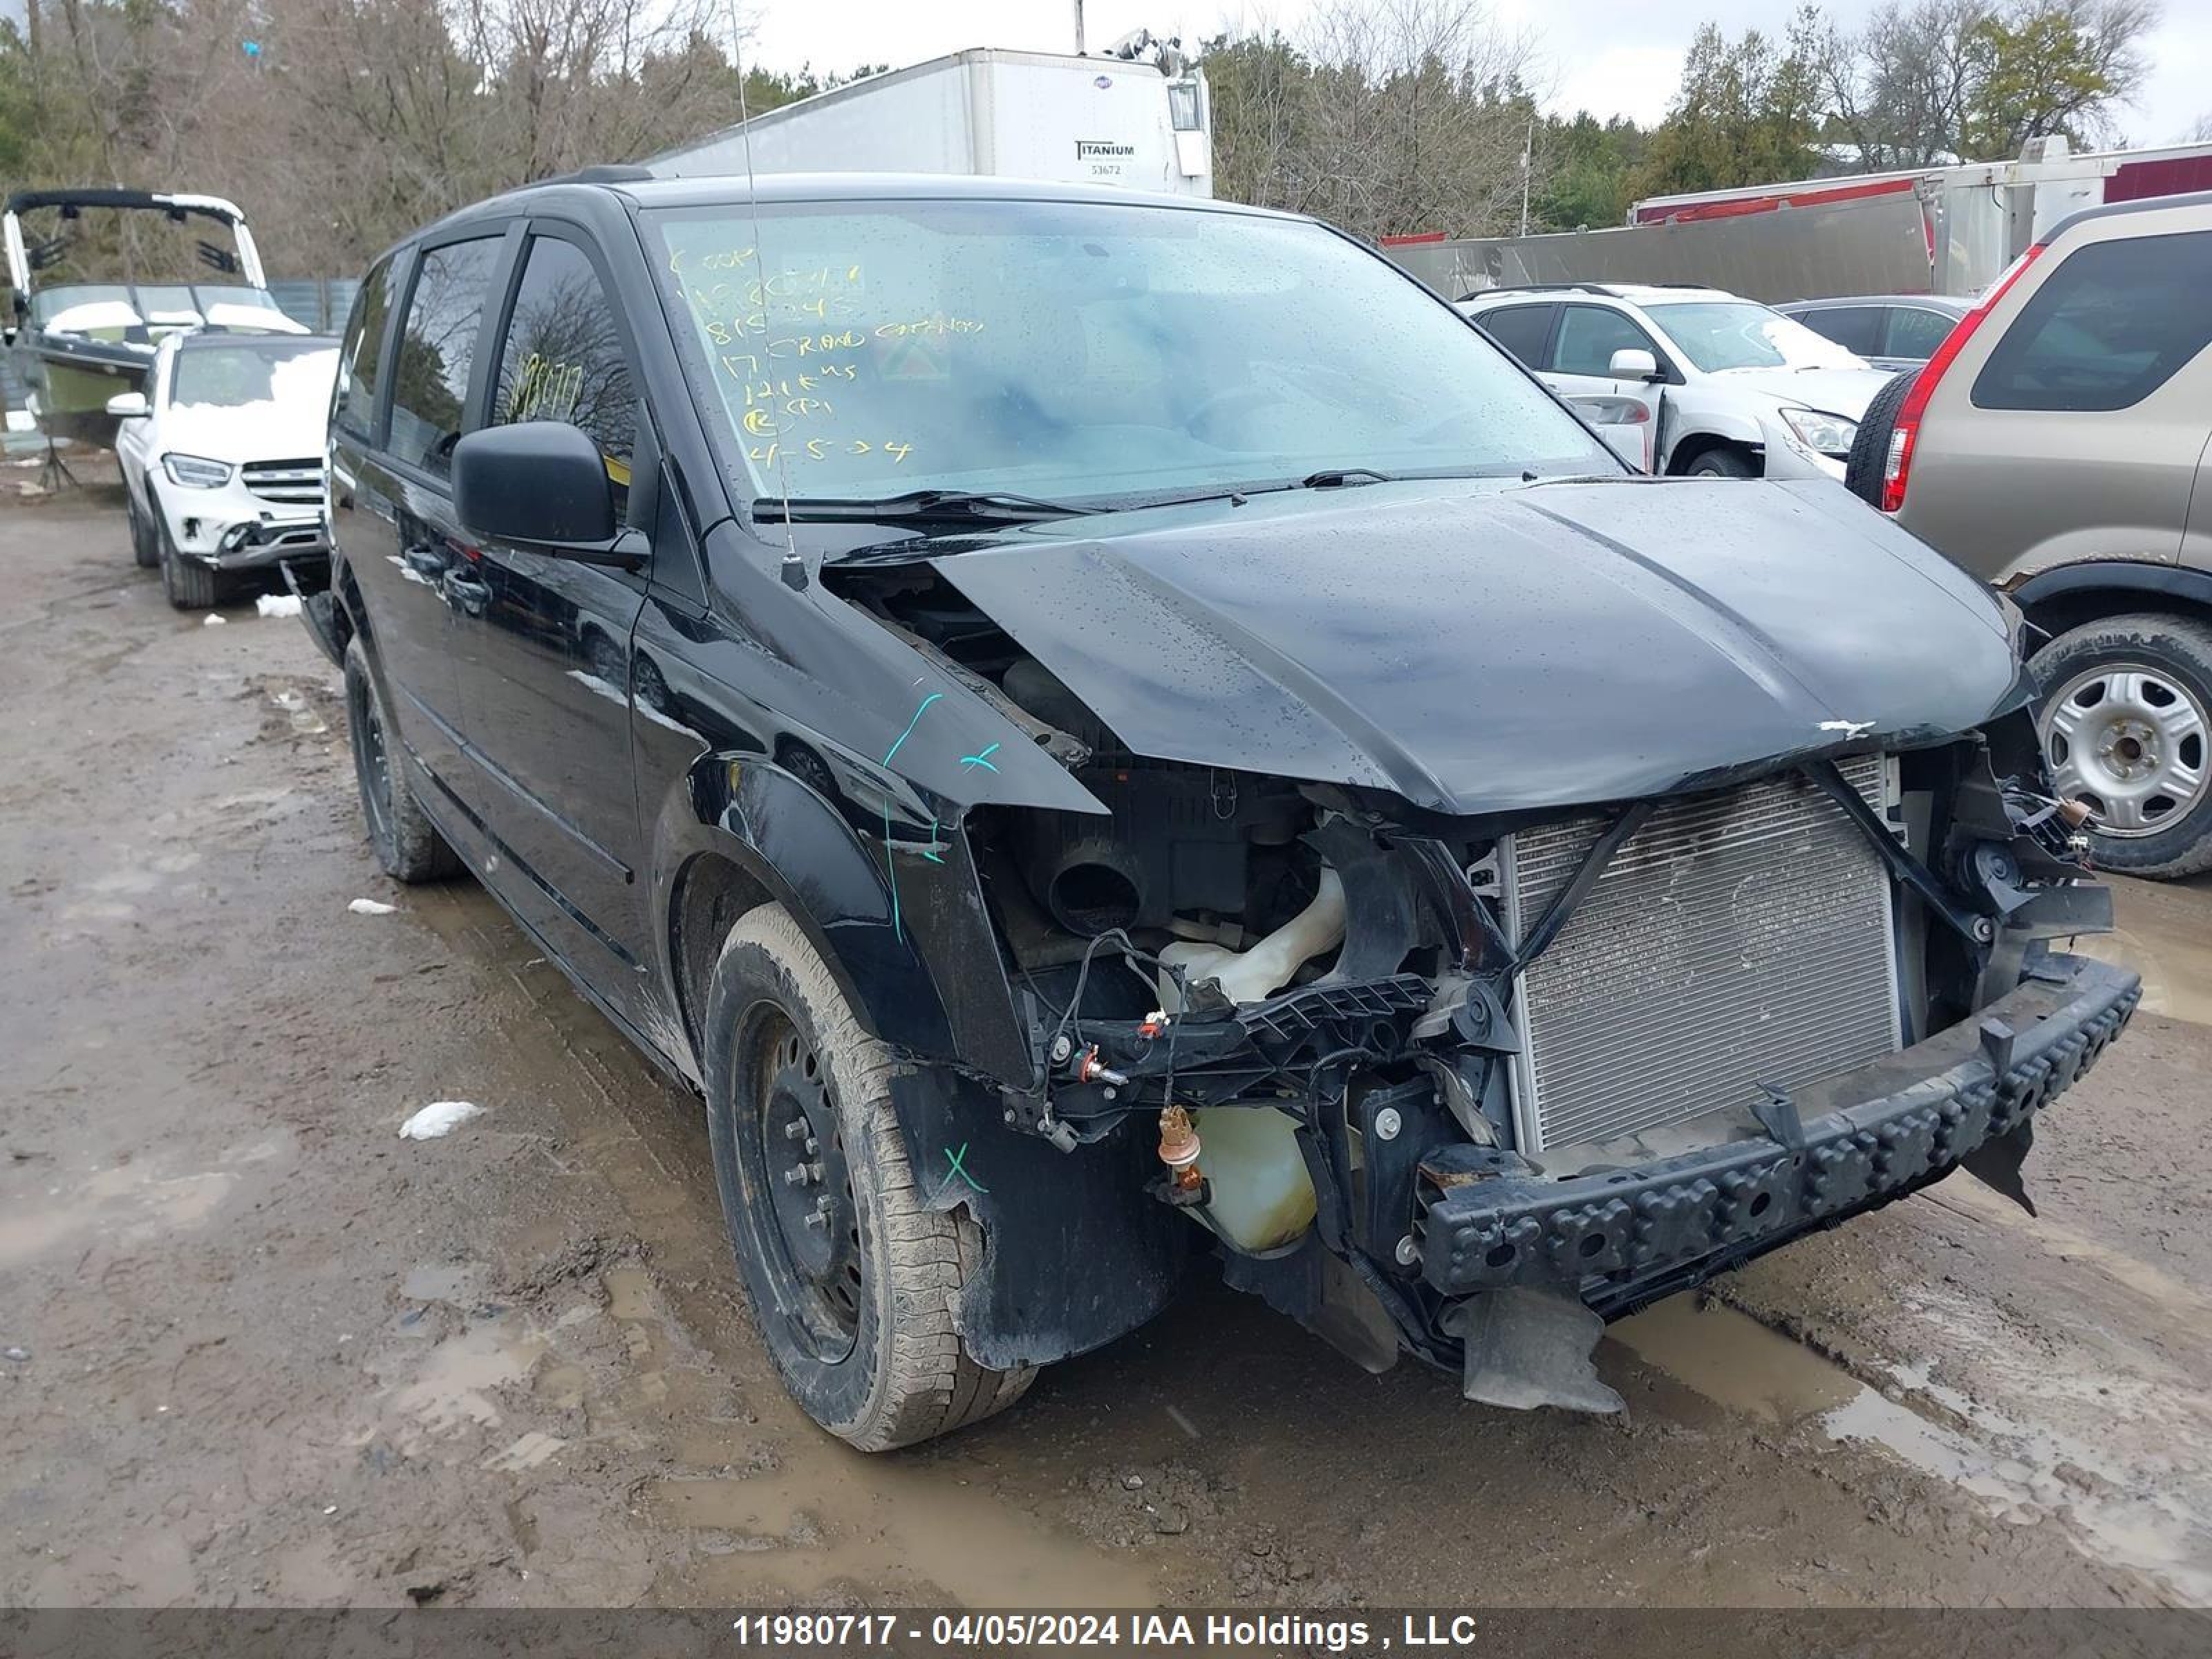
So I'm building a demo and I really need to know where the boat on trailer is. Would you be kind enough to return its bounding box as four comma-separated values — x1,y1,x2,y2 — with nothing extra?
3,188,305,450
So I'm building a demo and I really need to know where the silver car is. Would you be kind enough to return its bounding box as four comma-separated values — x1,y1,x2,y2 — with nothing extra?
1848,190,2212,877
1779,294,1971,374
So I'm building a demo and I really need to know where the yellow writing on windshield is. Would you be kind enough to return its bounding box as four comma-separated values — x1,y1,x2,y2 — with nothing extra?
507,353,582,424
874,315,985,339
766,331,868,358
748,438,915,467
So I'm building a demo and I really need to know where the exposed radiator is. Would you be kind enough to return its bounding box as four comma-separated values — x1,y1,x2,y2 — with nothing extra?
1501,756,1900,1153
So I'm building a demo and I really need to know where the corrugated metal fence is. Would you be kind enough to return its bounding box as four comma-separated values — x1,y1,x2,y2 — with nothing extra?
264,276,362,334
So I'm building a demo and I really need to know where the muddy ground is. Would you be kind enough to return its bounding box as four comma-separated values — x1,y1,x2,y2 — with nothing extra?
3,471,2210,1613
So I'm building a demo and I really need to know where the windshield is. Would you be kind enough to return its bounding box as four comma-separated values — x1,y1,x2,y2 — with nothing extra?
645,198,1617,507
30,282,285,333
1644,301,1866,373
171,341,337,409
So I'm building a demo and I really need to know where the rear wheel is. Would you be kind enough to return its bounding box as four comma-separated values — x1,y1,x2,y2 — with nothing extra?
703,903,1035,1450
342,637,461,883
2032,615,2212,878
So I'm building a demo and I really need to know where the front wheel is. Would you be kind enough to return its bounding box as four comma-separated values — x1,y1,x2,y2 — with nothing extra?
127,489,160,569
702,903,1035,1450
1684,446,1758,479
158,511,220,610
2033,614,2212,879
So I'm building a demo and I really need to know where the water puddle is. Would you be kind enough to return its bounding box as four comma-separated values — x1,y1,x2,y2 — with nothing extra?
386,1317,550,1436
265,684,328,735
0,1163,236,1271
1610,1296,1857,1423
1613,1297,2212,1602
401,1262,489,1305
2068,877,2212,1025
645,1456,1158,1607
586,1259,1156,1606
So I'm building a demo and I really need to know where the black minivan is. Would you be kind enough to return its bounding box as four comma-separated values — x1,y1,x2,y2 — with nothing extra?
303,169,2137,1448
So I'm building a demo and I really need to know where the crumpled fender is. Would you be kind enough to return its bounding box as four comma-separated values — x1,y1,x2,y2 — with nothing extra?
661,753,1035,1088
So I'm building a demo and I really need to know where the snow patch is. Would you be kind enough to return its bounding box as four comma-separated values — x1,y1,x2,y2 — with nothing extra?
398,1100,485,1140
1818,718,1873,735
348,898,398,916
203,614,227,626
256,593,303,619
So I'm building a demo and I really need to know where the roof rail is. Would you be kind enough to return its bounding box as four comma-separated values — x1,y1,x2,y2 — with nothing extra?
1455,281,1622,302
529,164,656,188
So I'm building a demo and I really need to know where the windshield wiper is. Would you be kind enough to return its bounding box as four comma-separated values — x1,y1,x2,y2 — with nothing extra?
1299,467,1396,488
754,488,1090,526
1127,466,1514,512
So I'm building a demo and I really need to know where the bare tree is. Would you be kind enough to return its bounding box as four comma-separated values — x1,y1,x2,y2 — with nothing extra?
6,0,748,274
1206,0,1547,240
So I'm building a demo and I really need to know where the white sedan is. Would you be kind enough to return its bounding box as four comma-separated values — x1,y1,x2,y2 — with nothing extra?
110,332,339,610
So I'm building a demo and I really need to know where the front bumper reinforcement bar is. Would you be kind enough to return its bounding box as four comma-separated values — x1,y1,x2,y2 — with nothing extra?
1416,953,2140,1303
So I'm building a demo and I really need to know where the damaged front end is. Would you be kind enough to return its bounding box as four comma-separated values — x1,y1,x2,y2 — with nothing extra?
991,725,2133,1412
823,487,2141,1414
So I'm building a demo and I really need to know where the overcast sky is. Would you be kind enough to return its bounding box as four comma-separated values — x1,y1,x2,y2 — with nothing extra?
742,0,2212,151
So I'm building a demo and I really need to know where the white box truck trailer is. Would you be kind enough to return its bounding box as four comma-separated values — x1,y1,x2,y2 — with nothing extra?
1387,135,2212,302
648,48,1212,199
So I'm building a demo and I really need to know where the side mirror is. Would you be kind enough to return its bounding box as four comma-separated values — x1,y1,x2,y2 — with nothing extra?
1608,348,1662,382
106,391,150,419
451,422,641,569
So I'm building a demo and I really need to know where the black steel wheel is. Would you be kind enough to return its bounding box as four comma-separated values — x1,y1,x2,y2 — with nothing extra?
342,637,461,883
744,1010,863,1361
702,903,1035,1450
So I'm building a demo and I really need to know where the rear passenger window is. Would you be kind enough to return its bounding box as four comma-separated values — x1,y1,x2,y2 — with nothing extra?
388,237,503,476
330,256,394,439
1475,303,1555,370
1796,306,1882,357
1974,231,2212,412
1884,306,1956,362
490,236,638,516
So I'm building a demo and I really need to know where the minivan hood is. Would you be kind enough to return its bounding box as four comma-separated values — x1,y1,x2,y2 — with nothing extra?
930,478,2024,817
1714,365,1897,420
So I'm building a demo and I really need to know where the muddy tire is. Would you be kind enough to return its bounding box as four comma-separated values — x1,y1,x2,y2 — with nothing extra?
703,903,1035,1450
127,490,160,569
1844,369,1915,508
342,637,461,883
158,509,220,610
1684,445,1757,479
2032,614,2212,879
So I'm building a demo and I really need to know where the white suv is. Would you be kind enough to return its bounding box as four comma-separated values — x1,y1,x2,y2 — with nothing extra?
1459,283,1896,481
109,331,339,610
